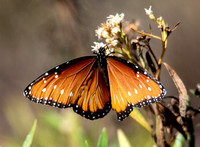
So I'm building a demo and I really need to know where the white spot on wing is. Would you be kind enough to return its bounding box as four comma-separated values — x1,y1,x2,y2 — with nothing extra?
148,87,152,91
42,88,46,92
139,84,142,88
60,89,64,95
147,79,149,82
54,85,57,89
69,91,73,97
55,75,58,78
45,72,48,76
56,66,59,69
44,80,47,83
128,91,131,96
134,89,138,94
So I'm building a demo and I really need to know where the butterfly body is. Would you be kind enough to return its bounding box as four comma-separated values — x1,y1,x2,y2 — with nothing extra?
24,48,166,121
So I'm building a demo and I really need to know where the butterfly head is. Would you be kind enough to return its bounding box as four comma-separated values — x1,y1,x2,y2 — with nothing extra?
92,47,105,54
91,42,115,56
98,47,106,55
93,47,115,57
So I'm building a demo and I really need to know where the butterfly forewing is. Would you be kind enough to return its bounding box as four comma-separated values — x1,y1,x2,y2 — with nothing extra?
107,57,166,120
24,56,111,120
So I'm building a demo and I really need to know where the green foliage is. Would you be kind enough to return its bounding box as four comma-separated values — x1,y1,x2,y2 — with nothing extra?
190,89,200,98
171,133,185,147
22,120,37,147
130,109,153,135
117,129,131,147
97,128,108,147
84,140,90,147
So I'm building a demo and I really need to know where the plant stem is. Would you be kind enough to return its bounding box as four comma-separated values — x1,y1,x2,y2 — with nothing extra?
147,44,158,66
155,19,168,80
155,41,166,80
131,28,162,40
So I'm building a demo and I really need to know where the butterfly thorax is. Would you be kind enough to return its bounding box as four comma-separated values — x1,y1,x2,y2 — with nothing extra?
96,48,106,67
96,48,110,88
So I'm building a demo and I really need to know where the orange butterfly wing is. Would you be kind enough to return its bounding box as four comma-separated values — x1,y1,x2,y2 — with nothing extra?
24,57,111,120
107,57,166,120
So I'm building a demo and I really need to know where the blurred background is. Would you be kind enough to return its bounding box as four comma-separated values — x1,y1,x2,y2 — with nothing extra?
0,0,199,146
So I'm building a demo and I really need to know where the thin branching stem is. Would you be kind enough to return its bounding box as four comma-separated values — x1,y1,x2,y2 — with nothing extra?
155,41,166,80
147,44,158,66
131,28,162,40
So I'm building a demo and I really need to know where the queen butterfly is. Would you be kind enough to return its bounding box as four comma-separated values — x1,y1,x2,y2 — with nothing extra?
23,47,166,121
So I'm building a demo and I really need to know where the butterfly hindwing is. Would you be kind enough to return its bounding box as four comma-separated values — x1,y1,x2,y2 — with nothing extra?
73,63,111,119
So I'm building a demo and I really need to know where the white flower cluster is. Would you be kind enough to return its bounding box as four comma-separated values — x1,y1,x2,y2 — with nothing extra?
106,13,124,27
91,13,126,55
95,13,124,47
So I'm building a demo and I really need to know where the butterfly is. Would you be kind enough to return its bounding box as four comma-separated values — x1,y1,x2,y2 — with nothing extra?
23,47,166,121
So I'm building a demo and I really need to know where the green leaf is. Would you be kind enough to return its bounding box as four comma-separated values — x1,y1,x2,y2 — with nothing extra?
97,128,108,147
190,89,200,98
172,133,184,147
22,119,37,147
117,129,131,147
189,89,195,95
84,140,90,147
130,109,153,135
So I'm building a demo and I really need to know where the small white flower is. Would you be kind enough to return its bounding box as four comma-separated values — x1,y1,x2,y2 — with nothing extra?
111,39,119,46
95,27,104,39
105,38,119,47
111,26,120,35
102,30,109,38
144,5,153,15
144,6,155,20
91,42,106,53
105,48,114,55
95,26,110,39
105,38,113,44
107,13,124,26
